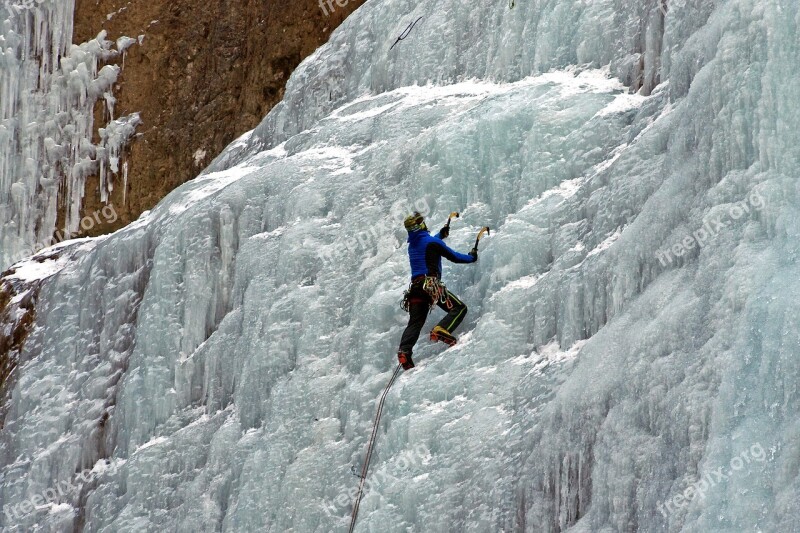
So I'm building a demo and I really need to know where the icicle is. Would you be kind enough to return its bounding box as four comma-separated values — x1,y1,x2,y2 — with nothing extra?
0,1,140,268
122,160,128,205
116,36,136,71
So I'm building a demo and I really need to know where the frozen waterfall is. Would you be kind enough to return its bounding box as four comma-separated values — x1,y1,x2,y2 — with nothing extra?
0,0,140,270
0,0,798,531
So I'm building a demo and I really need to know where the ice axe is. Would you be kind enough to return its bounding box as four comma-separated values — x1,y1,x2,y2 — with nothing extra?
472,226,491,253
445,212,460,228
438,212,460,239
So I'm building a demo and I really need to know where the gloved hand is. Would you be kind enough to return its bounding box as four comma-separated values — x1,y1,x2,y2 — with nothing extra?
469,248,478,261
439,225,450,239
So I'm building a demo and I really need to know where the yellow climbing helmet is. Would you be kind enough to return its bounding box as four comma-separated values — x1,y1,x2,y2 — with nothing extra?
403,211,426,232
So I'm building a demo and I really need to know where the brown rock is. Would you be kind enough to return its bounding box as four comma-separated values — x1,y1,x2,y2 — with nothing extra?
68,0,366,236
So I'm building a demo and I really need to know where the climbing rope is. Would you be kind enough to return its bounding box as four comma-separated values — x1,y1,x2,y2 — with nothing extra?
390,17,423,51
348,364,403,533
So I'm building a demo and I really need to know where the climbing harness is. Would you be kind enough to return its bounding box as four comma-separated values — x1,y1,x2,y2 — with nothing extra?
400,276,450,312
348,364,403,533
390,17,423,51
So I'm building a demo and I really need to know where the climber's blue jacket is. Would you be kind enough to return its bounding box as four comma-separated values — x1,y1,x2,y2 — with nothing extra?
407,228,476,279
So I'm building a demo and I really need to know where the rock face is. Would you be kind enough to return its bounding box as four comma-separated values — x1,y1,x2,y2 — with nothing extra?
70,0,366,235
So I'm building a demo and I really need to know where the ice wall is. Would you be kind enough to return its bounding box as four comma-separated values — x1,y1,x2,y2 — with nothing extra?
1,0,798,532
0,1,140,270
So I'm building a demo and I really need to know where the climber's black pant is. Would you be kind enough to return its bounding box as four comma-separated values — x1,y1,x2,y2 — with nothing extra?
398,282,467,356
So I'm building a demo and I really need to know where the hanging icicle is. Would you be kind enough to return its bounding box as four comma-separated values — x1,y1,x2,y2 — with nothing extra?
0,0,141,268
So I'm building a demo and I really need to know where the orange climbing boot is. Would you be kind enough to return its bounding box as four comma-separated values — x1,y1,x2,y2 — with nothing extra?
397,351,415,370
430,326,457,347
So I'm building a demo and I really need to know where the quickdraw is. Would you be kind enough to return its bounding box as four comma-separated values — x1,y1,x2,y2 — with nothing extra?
400,279,426,312
423,276,452,309
400,286,413,312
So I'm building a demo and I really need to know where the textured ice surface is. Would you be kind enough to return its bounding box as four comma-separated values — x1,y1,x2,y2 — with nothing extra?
1,0,799,531
0,1,140,270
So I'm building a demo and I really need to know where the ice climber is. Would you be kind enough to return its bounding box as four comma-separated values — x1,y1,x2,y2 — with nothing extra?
397,211,477,370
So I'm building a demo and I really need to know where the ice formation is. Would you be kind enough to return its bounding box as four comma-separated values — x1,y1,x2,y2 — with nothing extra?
1,0,798,531
0,1,140,270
